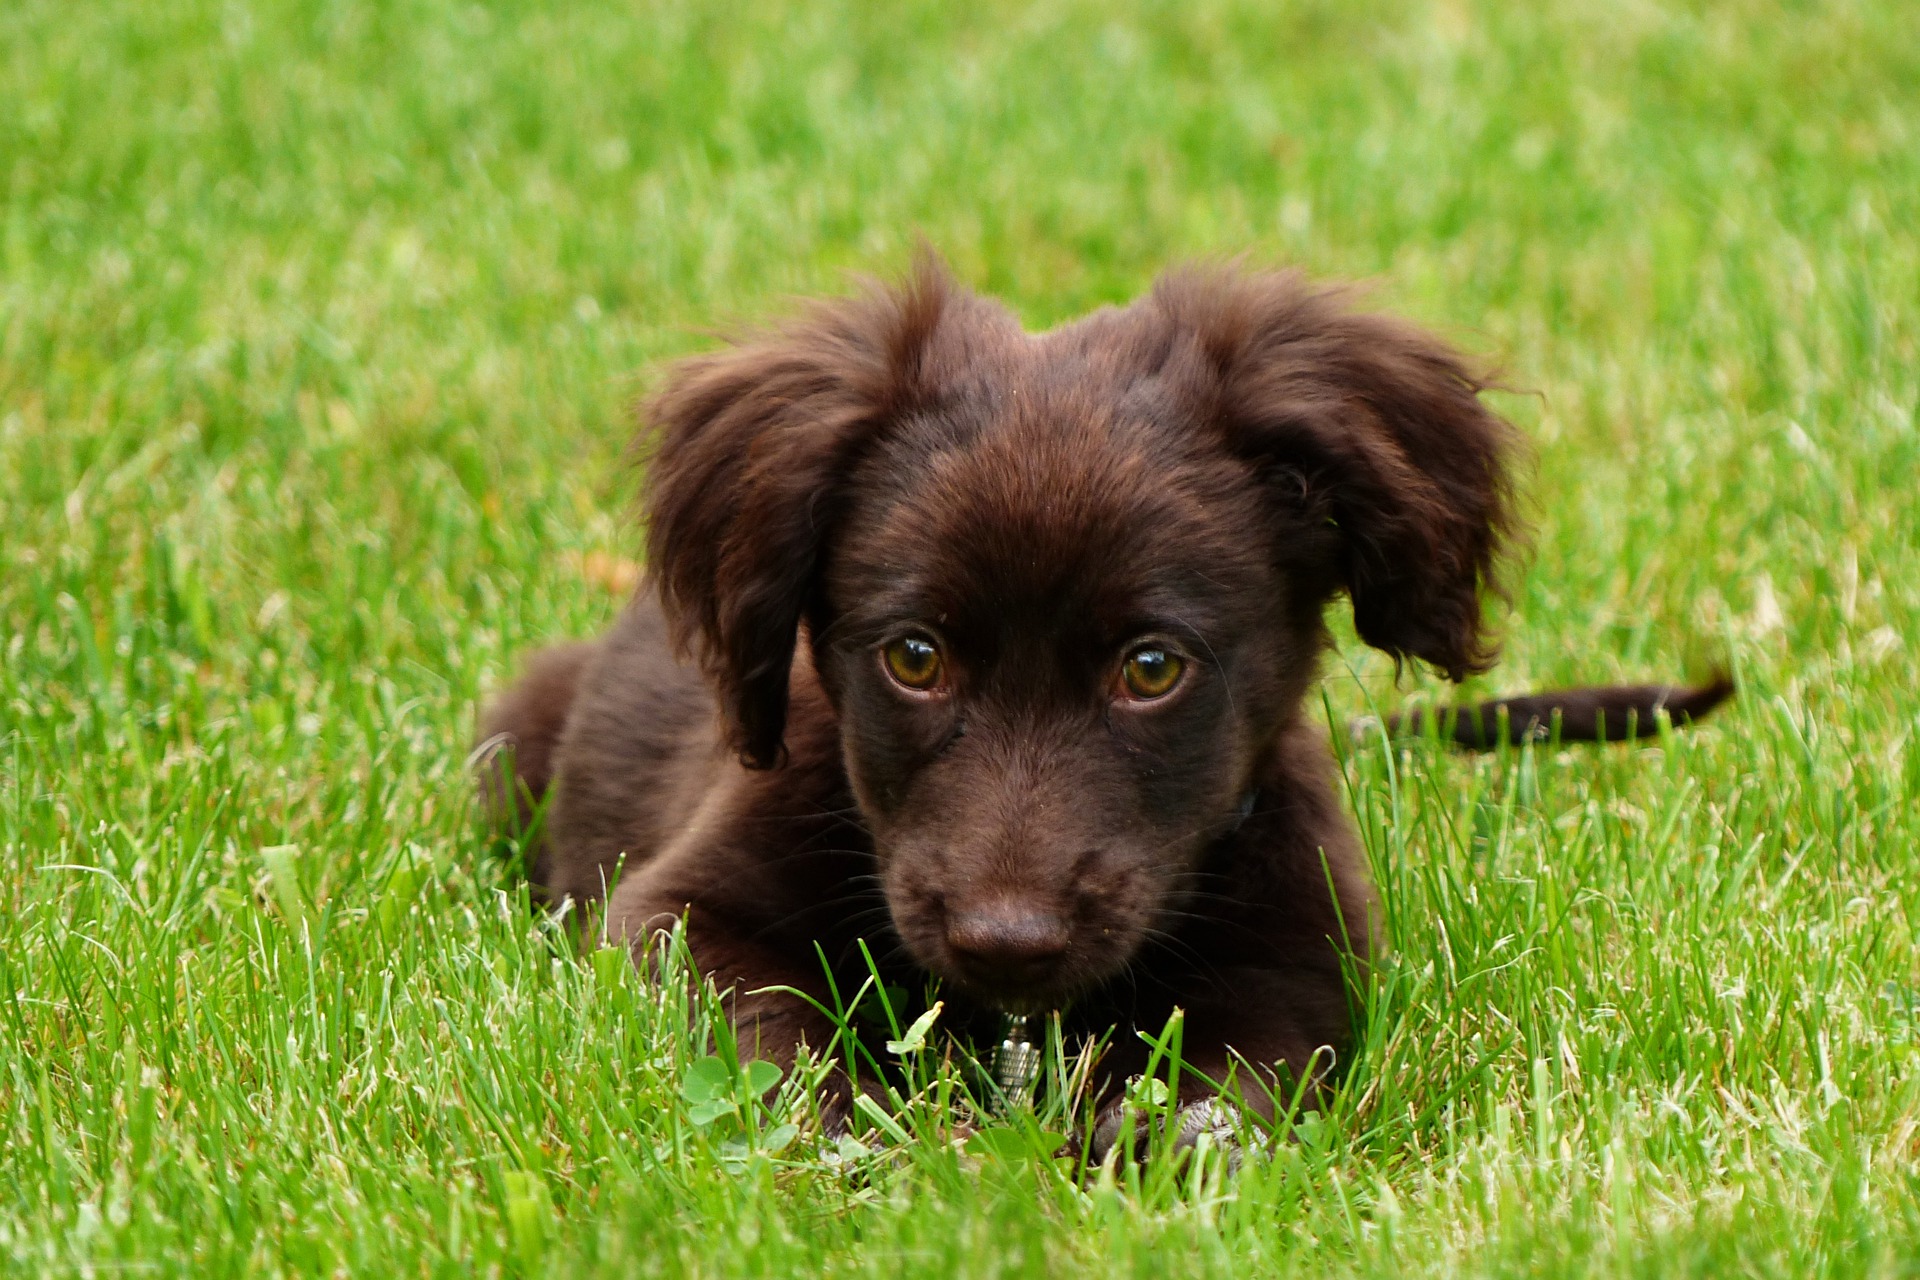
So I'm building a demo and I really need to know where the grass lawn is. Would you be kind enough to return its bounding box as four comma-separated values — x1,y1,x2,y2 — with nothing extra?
4,0,1918,1273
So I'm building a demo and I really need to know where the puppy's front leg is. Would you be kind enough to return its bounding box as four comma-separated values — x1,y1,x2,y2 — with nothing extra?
603,830,889,1130
640,907,846,1062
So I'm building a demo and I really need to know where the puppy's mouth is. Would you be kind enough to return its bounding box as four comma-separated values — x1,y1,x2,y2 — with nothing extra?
940,970,1080,1018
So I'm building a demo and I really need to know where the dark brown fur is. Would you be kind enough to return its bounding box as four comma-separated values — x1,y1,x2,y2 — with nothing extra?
477,257,1721,1150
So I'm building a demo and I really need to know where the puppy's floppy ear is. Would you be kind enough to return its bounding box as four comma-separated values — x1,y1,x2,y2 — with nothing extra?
1156,266,1521,681
643,256,955,767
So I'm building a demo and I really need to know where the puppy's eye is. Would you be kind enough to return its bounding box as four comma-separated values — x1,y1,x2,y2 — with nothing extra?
1120,646,1185,700
883,635,946,692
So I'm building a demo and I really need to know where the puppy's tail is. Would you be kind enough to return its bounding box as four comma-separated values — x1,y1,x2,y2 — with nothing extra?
1357,673,1734,749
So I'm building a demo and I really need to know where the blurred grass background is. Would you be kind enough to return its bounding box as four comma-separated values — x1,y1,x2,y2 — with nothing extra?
2,0,1917,1274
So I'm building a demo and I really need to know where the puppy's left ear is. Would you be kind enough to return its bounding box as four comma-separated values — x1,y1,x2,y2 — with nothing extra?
643,255,956,767
1156,267,1522,680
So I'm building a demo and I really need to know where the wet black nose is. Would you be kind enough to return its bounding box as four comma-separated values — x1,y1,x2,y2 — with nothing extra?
945,905,1070,988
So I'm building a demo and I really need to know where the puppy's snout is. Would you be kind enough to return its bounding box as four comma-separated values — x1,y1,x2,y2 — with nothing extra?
944,903,1069,988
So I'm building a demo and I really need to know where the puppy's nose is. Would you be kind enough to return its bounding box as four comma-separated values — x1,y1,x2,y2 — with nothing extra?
945,905,1069,987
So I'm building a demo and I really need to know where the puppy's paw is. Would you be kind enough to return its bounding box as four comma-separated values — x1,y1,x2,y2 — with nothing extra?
1081,1094,1248,1171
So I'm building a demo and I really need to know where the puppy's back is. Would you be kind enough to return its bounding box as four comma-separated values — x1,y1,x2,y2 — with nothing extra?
525,592,720,906
476,641,599,838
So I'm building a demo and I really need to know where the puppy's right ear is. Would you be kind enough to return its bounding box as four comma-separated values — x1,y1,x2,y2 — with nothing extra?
642,257,954,768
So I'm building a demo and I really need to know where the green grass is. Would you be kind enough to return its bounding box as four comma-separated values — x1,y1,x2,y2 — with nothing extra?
4,0,1917,1273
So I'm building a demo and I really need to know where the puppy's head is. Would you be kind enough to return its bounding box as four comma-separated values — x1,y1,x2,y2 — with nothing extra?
645,256,1517,1010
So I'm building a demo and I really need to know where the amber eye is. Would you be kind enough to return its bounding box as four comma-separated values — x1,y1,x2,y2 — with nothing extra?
1120,646,1185,700
883,635,946,691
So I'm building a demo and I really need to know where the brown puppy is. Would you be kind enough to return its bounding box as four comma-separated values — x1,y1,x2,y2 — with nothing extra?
478,258,1723,1155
